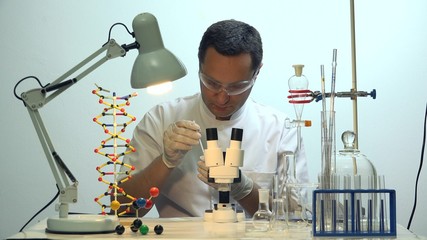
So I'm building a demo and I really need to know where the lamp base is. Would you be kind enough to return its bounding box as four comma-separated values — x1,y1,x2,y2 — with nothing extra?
46,214,119,234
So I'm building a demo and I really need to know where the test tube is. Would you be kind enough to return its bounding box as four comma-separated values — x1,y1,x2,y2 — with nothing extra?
343,175,351,232
378,175,387,233
331,174,340,232
354,175,362,232
367,175,374,232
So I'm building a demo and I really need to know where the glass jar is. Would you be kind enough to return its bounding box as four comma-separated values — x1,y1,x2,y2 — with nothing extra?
335,131,377,189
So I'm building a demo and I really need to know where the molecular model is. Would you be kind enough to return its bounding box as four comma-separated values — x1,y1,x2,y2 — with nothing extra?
91,85,161,234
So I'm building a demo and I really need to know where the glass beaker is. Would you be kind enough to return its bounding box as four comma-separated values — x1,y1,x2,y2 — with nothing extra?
285,182,318,228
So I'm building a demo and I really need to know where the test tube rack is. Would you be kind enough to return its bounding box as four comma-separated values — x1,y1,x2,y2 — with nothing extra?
312,189,396,237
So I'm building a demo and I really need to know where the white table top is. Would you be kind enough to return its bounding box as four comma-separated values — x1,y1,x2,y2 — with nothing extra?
8,216,421,239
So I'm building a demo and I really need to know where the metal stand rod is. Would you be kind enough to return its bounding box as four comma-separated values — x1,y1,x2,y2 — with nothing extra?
350,0,359,149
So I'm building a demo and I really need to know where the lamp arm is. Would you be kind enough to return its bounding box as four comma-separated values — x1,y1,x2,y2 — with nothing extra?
43,39,127,106
20,39,128,218
26,108,71,188
26,106,78,218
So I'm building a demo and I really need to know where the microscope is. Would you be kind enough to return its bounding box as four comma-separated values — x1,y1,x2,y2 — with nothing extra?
203,128,245,223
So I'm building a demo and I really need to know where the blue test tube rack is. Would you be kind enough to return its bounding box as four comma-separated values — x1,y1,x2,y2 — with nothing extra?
312,189,396,237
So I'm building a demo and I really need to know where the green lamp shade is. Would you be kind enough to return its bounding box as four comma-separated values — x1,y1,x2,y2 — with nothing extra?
130,13,187,89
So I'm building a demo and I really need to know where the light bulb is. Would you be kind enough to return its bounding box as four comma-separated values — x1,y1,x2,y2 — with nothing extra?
146,81,172,95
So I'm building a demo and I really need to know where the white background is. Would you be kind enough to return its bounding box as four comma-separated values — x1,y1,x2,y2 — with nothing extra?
1,0,426,238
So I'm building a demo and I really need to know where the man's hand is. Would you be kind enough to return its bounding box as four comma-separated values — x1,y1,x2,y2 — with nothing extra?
162,120,201,168
197,159,218,189
197,159,253,200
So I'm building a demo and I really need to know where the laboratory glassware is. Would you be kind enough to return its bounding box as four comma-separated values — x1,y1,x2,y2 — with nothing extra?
252,188,272,231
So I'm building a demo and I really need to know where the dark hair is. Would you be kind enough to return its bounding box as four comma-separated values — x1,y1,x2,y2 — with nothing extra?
198,19,263,71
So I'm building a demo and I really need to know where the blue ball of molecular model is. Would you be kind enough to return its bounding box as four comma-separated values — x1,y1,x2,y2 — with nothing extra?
136,198,147,208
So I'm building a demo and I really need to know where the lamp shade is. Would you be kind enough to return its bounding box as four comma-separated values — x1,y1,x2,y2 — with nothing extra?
131,13,187,89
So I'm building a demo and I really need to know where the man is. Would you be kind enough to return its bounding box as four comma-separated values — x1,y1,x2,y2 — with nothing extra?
118,19,309,217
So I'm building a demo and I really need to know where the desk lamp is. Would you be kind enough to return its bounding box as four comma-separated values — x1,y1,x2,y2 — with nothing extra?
16,12,186,234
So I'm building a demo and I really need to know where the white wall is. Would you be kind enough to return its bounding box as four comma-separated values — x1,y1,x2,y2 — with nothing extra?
1,0,426,238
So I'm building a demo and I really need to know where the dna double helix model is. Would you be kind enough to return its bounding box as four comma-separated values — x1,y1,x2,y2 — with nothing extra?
92,86,158,217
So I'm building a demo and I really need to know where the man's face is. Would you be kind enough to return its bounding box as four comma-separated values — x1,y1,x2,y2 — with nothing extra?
200,47,257,121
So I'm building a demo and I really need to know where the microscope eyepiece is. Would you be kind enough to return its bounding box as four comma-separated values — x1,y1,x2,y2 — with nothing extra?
206,128,218,141
230,128,243,141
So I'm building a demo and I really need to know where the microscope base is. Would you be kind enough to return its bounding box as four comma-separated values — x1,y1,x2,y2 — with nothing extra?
204,207,245,223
